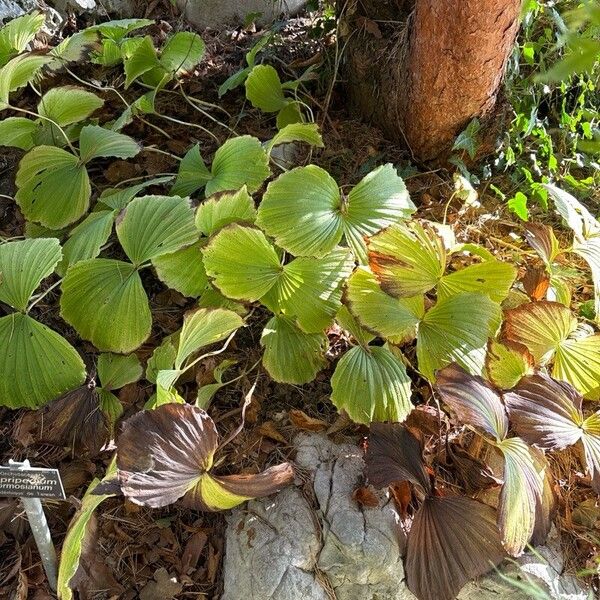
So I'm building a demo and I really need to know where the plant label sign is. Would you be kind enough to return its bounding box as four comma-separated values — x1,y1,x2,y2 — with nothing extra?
0,465,65,499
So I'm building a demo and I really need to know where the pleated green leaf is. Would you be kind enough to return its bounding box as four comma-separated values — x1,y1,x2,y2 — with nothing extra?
15,145,91,228
554,334,600,400
116,195,197,265
257,165,343,257
368,221,446,297
437,260,517,303
97,352,143,390
79,125,141,163
60,258,152,353
170,144,212,197
205,135,270,196
345,267,424,343
0,313,85,409
266,122,324,152
0,12,45,66
244,64,287,112
175,307,244,369
195,186,256,236
0,238,62,311
261,315,327,384
123,35,160,88
261,247,354,333
417,293,501,381
37,86,104,127
0,116,36,149
485,339,534,390
58,210,115,275
202,224,282,301
160,31,205,74
331,345,413,424
153,241,208,298
0,53,49,109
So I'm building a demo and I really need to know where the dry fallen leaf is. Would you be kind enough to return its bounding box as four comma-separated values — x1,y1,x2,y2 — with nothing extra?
139,568,183,600
257,421,287,444
352,486,380,508
289,409,328,432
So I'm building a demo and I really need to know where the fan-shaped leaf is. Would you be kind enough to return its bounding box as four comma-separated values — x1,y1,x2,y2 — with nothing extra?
170,144,211,197
406,495,505,600
437,260,517,303
58,210,115,275
152,241,208,298
123,35,159,88
0,313,85,408
553,334,600,400
37,86,104,127
345,267,424,343
160,31,205,74
496,437,545,556
485,339,534,390
244,64,287,112
15,145,91,228
261,315,327,384
116,195,197,265
365,423,431,493
205,135,270,196
261,248,354,333
202,224,281,301
117,403,218,508
523,223,561,266
79,125,141,163
581,413,600,494
435,363,508,441
97,353,142,390
368,222,446,297
0,237,61,311
0,116,36,149
175,307,243,369
60,259,151,353
331,345,413,424
417,293,501,381
0,52,49,109
0,12,45,66
266,122,324,152
195,187,256,236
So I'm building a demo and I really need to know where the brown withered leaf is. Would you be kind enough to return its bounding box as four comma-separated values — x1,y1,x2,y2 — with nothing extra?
289,409,328,432
180,531,208,574
139,568,183,600
406,495,505,600
389,480,412,517
257,420,287,444
435,363,508,441
447,444,501,493
353,486,380,508
405,405,443,437
365,423,431,493
117,403,218,508
39,382,109,456
521,266,550,301
356,15,382,38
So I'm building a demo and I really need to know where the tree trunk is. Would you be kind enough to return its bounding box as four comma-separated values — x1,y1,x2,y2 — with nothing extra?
338,0,521,162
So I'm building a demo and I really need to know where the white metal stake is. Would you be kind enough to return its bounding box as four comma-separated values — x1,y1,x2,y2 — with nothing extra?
8,460,58,592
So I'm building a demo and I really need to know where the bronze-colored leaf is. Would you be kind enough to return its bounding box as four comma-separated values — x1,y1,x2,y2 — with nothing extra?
435,363,508,441
405,495,505,600
504,373,584,450
365,423,432,494
447,444,501,494
117,403,218,508
521,266,550,301
353,486,380,508
530,446,556,547
523,223,560,266
39,383,108,456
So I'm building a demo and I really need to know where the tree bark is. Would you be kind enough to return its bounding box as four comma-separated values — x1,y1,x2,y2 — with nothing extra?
339,0,521,162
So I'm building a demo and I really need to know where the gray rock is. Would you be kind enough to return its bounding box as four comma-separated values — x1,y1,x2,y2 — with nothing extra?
0,0,38,22
48,0,134,16
223,433,591,600
174,0,307,29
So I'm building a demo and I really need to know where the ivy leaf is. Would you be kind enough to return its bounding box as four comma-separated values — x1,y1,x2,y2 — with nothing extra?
78,125,141,163
452,118,481,159
435,363,509,441
485,339,534,390
0,116,36,149
261,248,354,333
244,64,287,112
97,353,143,391
203,224,281,301
261,315,327,384
195,187,257,236
257,164,414,259
417,293,501,381
116,195,197,265
345,267,424,343
15,145,91,229
205,135,270,197
0,238,62,312
0,313,86,409
508,192,529,221
368,222,446,297
175,307,243,369
331,345,413,424
60,259,152,353
37,86,104,127
152,241,208,298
